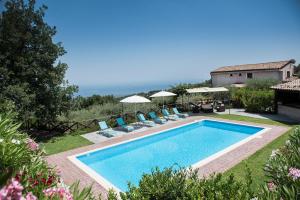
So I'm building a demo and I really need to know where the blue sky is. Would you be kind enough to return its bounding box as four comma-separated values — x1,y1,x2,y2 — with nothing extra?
39,0,300,87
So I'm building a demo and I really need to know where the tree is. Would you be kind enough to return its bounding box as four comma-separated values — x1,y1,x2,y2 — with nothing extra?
170,84,189,105
0,0,77,128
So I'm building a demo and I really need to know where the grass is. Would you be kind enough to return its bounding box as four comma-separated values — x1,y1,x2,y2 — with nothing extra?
40,133,93,155
208,114,292,126
208,114,296,190
224,127,294,190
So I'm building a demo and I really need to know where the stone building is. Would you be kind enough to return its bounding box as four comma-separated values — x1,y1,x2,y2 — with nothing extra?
211,59,296,87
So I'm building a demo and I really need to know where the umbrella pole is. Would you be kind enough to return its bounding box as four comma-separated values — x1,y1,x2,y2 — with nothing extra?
135,103,137,121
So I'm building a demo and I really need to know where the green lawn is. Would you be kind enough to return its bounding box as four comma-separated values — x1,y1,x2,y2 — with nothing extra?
209,114,296,190
224,128,293,190
40,134,93,155
208,114,292,126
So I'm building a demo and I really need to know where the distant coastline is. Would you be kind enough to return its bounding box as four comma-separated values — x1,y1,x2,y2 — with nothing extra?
76,81,201,97
76,83,173,97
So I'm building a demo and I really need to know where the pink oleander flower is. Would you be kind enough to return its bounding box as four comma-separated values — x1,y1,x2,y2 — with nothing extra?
288,167,300,180
26,139,39,151
43,187,73,200
0,178,24,200
267,182,276,191
24,192,37,200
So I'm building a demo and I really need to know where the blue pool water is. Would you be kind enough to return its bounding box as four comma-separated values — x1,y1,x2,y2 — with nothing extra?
77,120,263,191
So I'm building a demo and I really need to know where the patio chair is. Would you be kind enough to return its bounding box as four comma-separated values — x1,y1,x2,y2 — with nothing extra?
98,121,122,137
137,113,156,127
162,109,180,120
216,101,225,112
189,102,201,113
201,104,214,113
116,117,134,132
172,107,189,118
148,111,167,124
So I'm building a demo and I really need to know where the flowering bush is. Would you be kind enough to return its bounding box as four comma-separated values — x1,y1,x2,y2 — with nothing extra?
0,178,37,200
0,114,99,200
0,113,60,198
257,127,300,199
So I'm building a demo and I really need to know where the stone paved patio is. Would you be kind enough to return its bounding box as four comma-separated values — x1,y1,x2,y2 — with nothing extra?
46,116,289,198
82,120,181,144
217,108,298,123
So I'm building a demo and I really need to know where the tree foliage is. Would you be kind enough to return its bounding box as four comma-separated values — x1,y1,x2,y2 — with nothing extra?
0,0,77,128
245,78,279,90
72,95,117,110
231,79,276,113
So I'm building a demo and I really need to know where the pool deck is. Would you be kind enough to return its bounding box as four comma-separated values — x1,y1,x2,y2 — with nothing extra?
46,116,289,197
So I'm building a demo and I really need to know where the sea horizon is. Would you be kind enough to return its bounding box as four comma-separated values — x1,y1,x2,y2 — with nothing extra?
76,81,200,97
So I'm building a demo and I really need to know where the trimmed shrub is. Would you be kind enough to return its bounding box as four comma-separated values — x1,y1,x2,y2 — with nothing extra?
230,79,277,113
108,167,255,200
246,79,279,90
241,89,275,113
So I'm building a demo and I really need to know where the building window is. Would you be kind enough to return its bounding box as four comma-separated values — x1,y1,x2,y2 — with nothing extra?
239,73,242,76
287,71,290,78
247,73,253,79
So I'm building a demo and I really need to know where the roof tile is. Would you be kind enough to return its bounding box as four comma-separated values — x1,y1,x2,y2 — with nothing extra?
211,60,295,73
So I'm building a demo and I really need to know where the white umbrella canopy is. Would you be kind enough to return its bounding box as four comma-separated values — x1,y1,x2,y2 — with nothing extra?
120,95,151,103
150,91,176,98
150,90,176,108
120,95,151,120
186,87,229,93
186,87,210,94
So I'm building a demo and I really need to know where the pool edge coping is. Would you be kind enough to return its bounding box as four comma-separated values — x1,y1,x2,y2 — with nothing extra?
68,118,270,193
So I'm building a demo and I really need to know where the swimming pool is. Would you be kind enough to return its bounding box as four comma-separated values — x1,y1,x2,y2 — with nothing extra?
72,119,265,191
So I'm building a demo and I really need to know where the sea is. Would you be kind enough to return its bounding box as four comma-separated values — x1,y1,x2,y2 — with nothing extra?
76,83,175,97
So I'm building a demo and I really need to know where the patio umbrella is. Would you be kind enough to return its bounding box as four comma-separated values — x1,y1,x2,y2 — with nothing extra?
120,95,151,119
150,90,176,108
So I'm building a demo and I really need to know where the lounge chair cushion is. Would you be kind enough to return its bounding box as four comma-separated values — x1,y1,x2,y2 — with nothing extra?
101,129,122,137
138,114,156,126
116,117,126,126
173,108,189,118
137,114,146,122
99,121,109,130
162,109,179,120
149,112,167,124
162,109,170,116
148,112,157,119
116,117,134,132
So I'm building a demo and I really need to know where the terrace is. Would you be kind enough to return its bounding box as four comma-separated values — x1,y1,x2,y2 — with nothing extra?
46,114,290,196
2,0,300,198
